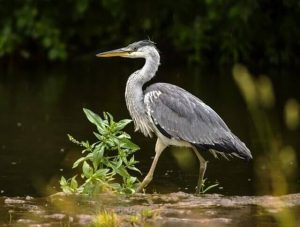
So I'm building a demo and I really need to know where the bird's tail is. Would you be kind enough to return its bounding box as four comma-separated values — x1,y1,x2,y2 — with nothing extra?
194,133,252,161
230,134,252,161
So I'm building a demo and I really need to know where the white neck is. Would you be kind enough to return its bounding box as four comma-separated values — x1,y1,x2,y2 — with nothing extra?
125,47,160,136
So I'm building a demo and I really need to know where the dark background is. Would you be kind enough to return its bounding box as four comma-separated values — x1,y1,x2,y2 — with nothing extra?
0,0,299,66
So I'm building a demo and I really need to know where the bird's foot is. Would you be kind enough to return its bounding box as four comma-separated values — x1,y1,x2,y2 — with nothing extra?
136,182,148,193
135,175,152,193
135,185,144,193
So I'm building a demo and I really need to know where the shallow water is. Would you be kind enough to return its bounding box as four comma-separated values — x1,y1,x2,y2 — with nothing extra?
1,192,300,226
1,61,300,197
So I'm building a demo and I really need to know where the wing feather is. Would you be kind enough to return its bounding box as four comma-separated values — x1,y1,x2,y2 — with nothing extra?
144,83,252,160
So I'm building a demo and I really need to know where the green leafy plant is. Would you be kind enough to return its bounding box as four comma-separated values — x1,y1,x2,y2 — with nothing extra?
60,108,141,195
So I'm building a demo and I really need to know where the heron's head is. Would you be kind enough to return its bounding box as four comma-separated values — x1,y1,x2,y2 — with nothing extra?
96,40,159,59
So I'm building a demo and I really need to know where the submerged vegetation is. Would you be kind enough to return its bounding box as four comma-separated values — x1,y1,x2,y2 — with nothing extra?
60,108,141,195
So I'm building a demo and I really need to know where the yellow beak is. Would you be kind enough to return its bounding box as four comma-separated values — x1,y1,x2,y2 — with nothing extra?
96,48,130,58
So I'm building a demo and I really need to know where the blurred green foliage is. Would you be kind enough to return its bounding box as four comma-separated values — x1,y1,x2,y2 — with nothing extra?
0,0,299,64
233,64,299,226
233,64,299,197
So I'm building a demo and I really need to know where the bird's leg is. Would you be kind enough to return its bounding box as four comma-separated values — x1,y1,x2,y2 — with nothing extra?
192,147,208,194
136,138,167,193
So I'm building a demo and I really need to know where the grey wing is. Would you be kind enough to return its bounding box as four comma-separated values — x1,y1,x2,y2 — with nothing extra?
144,83,252,160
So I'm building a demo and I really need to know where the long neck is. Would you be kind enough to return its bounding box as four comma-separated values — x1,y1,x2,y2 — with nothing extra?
126,49,160,100
129,50,160,87
125,49,160,136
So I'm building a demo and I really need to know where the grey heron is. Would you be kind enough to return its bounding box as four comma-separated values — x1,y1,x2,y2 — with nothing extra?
96,40,252,193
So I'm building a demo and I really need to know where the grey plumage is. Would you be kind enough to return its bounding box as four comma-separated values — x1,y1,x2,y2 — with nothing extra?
144,83,252,160
96,40,252,193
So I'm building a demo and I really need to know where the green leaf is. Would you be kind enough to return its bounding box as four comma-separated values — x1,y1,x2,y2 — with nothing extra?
120,138,140,151
60,176,79,193
93,145,104,159
128,166,142,174
70,176,78,190
115,165,130,178
93,132,103,140
115,119,132,131
82,161,93,178
60,176,67,186
81,140,91,149
73,157,86,168
83,108,103,127
117,132,131,139
94,168,110,178
128,176,138,184
68,134,81,145
128,155,138,165
116,158,123,168
92,146,105,169
104,112,114,123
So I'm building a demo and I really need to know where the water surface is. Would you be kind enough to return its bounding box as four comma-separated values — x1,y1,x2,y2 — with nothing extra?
0,60,299,197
